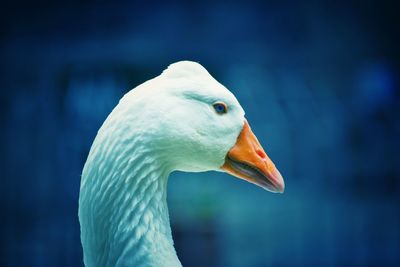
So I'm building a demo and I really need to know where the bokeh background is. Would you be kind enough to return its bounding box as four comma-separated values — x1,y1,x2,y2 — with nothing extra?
1,1,399,266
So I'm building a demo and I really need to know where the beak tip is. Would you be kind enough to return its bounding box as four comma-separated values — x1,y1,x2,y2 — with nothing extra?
273,183,285,193
271,170,285,193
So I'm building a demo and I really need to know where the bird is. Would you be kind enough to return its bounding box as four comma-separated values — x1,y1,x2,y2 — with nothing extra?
78,61,285,267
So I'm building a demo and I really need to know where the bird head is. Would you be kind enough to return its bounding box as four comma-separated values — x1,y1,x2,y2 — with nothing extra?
119,61,284,193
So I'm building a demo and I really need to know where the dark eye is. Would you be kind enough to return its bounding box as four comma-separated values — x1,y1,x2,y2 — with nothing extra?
213,102,227,114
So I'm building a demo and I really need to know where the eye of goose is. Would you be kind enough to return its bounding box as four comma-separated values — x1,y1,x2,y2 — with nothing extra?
213,102,228,114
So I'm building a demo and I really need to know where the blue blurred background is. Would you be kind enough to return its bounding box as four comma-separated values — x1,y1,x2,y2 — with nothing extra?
1,1,399,266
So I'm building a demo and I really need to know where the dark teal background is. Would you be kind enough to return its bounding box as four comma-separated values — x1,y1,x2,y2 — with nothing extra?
1,1,399,266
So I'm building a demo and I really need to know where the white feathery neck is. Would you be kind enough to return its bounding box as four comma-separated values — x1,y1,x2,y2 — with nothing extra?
79,60,246,267
79,109,182,267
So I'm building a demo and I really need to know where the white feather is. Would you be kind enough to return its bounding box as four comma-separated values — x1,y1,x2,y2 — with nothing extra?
79,61,245,267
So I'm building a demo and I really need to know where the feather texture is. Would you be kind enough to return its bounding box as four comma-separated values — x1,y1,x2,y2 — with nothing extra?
79,61,246,267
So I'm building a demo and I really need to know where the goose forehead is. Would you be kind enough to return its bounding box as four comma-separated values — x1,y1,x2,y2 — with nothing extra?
160,73,239,105
186,86,240,106
169,83,242,112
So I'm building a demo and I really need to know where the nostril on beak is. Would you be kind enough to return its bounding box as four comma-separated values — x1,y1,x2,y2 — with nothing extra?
256,149,266,159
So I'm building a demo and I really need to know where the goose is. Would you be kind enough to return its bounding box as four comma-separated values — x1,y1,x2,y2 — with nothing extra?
78,61,285,267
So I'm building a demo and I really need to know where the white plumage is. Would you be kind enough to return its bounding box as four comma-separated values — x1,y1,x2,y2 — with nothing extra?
79,61,284,267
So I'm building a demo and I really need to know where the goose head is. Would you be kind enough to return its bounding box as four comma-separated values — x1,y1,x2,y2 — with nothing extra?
118,61,284,193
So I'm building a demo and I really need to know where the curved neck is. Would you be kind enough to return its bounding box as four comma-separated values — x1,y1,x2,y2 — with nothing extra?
79,127,182,267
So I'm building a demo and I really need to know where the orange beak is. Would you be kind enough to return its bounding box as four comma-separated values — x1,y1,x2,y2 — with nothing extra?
221,119,285,193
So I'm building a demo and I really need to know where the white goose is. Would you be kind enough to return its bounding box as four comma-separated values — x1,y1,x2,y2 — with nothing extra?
79,61,285,267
